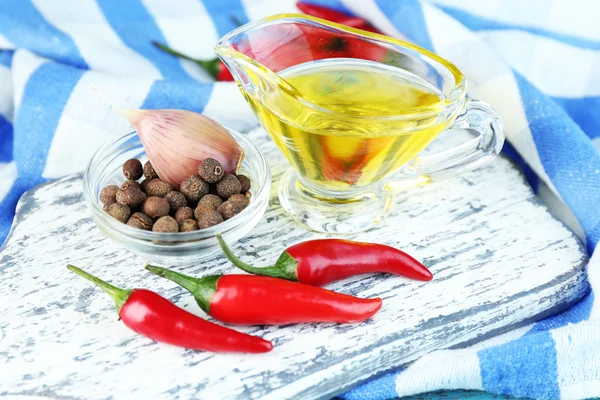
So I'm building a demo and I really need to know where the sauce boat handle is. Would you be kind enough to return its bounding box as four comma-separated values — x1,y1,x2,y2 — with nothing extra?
386,99,505,189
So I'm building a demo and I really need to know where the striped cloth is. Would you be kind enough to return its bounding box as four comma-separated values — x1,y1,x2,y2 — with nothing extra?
0,0,598,398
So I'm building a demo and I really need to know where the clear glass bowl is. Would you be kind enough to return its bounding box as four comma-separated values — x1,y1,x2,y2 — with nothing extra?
83,129,271,266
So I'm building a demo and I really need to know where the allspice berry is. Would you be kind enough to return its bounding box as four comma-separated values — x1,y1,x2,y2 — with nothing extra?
194,203,215,220
153,216,178,233
217,201,241,220
146,178,173,197
237,174,251,193
143,196,170,219
123,159,143,180
107,203,131,223
216,174,241,199
175,207,194,225
164,191,187,211
197,210,224,229
100,185,119,205
228,193,250,210
116,181,146,207
198,158,224,183
180,175,209,203
141,178,151,192
180,219,198,232
143,161,159,180
127,212,153,230
198,194,223,210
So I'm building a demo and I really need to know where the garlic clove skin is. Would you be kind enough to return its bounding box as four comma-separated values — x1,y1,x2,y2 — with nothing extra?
120,109,244,190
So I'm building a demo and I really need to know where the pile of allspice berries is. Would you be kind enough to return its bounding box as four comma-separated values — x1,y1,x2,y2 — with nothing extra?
100,158,251,233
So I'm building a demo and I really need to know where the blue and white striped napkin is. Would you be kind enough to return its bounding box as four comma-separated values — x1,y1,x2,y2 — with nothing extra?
1,1,599,398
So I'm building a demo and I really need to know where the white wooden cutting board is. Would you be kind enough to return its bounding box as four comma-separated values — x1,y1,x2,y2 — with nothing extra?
0,127,589,399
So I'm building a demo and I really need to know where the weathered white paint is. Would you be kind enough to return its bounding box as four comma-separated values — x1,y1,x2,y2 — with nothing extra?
0,127,588,399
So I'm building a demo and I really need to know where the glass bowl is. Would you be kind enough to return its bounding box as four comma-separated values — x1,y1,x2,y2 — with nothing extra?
83,129,271,266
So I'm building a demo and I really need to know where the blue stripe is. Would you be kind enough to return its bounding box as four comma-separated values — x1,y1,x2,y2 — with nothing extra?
478,331,559,399
527,292,594,336
0,0,88,69
501,141,539,192
515,72,600,253
0,50,13,67
97,0,192,79
340,369,401,400
201,0,249,37
1,62,84,245
439,6,600,51
0,177,45,245
13,63,84,177
375,0,434,51
142,80,214,112
0,115,13,163
552,96,600,139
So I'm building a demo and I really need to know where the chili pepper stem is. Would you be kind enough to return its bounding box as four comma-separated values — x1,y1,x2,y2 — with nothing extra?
66,265,131,314
152,41,221,79
216,234,298,281
145,264,218,314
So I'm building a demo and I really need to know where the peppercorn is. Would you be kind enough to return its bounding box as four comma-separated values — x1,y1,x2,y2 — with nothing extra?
175,207,194,225
194,203,216,220
164,191,187,211
100,185,119,205
123,159,143,180
198,158,224,183
141,178,151,192
180,219,198,232
146,179,173,198
107,203,131,223
129,181,143,190
229,193,250,210
180,175,209,204
198,194,223,210
153,216,179,233
143,160,158,180
127,212,153,230
237,174,251,193
217,201,239,220
143,196,170,219
116,181,146,207
216,174,241,199
197,210,223,229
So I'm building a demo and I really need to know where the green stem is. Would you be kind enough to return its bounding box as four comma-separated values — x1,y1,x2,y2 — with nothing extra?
216,234,298,281
66,265,131,314
145,264,218,314
152,41,220,79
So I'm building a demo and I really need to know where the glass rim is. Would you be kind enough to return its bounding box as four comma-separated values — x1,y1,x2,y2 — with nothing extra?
215,13,467,121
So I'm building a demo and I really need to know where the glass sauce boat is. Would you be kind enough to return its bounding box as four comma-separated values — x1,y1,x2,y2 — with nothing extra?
215,14,504,233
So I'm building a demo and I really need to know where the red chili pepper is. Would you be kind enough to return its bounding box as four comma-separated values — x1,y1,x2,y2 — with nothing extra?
296,2,382,33
216,235,433,286
145,266,382,325
67,265,272,353
152,41,234,81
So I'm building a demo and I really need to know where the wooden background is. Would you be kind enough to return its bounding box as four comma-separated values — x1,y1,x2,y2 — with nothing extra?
0,127,589,399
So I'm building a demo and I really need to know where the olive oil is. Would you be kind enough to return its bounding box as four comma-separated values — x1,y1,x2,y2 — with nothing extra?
244,59,448,189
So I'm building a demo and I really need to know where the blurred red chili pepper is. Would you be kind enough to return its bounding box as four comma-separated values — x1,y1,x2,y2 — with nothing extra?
296,1,382,33
146,265,382,325
217,235,433,286
67,265,272,353
152,41,234,81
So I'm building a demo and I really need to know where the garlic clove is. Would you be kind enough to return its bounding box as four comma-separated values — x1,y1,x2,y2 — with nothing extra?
119,108,244,190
